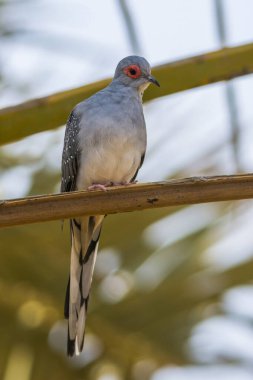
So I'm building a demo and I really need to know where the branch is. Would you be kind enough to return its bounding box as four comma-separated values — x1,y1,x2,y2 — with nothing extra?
1,174,253,228
1,43,253,145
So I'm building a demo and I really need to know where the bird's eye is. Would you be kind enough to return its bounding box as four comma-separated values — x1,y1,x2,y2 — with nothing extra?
123,65,141,79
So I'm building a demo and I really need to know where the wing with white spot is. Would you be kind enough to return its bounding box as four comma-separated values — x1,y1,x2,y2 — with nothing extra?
61,110,81,192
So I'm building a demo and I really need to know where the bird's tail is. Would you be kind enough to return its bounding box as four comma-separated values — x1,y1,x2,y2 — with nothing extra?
64,215,103,356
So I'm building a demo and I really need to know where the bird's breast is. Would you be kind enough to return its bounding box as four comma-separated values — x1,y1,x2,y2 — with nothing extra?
77,131,145,189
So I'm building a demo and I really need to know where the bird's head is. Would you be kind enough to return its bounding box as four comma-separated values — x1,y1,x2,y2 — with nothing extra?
113,56,160,93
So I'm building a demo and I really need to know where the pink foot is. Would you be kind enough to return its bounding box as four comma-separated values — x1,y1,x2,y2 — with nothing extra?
87,180,138,191
88,184,108,191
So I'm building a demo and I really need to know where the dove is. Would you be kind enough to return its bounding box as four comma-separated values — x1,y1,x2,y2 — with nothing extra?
61,56,160,356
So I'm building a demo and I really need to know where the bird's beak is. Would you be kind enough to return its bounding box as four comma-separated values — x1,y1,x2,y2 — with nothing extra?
147,75,160,87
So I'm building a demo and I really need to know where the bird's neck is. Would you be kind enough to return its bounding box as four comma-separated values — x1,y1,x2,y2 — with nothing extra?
109,80,142,100
138,82,150,100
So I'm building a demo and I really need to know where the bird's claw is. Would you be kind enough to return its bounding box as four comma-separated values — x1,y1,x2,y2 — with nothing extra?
88,180,138,191
87,184,108,191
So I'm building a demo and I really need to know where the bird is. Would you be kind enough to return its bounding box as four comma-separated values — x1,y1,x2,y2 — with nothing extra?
61,55,160,356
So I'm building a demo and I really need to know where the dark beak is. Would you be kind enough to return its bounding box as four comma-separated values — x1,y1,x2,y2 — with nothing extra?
147,75,160,87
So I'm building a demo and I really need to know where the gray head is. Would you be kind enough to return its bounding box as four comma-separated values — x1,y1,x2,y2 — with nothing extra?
113,55,160,90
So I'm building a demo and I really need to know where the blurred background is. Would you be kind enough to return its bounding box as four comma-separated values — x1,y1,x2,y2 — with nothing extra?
1,0,253,379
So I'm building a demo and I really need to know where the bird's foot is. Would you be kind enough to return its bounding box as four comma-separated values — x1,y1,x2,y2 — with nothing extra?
88,180,138,191
88,184,109,191
87,181,119,191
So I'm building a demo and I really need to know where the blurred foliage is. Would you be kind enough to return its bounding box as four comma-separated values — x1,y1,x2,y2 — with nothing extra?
1,164,253,379
1,42,253,145
1,1,253,380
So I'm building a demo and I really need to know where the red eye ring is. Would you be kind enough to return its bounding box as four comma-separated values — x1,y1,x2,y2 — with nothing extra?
123,65,141,79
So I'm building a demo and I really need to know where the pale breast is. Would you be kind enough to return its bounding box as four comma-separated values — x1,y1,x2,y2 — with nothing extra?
77,135,143,189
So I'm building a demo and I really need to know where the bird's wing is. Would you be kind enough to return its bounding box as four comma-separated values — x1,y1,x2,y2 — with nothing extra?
131,151,146,182
61,110,81,193
61,109,104,356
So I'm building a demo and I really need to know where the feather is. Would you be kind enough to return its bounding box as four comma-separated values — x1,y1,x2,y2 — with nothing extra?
65,215,103,356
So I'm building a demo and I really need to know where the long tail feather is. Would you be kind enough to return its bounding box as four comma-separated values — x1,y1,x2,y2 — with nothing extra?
65,215,103,356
